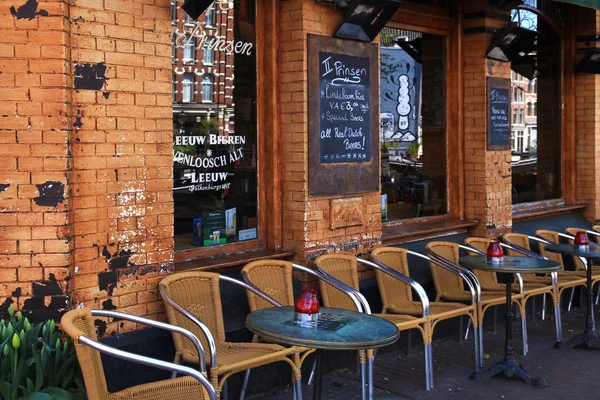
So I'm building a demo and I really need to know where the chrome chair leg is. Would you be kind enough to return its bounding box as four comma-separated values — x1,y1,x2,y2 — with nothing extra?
367,354,374,400
521,316,528,355
307,358,316,386
424,342,432,390
473,324,481,370
464,318,471,341
568,287,575,312
361,358,367,400
542,293,546,320
240,369,251,400
427,342,434,389
554,302,563,343
596,283,600,305
294,378,303,400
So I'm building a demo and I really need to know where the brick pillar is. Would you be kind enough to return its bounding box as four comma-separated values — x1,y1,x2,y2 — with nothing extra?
463,1,513,238
575,10,600,223
68,0,174,334
279,1,381,264
0,0,73,321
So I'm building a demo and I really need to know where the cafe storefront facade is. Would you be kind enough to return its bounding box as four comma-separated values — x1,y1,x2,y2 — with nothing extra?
1,0,600,335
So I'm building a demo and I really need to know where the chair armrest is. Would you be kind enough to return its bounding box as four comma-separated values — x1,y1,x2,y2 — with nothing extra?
91,309,208,373
293,263,367,314
222,275,283,307
414,250,478,304
158,285,218,369
78,335,217,400
499,241,548,260
359,258,430,318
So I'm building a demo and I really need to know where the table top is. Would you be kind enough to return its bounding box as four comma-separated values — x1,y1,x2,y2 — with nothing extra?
459,255,561,274
544,242,600,258
246,306,400,350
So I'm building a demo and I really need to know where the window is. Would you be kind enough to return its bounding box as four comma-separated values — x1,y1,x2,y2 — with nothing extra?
172,0,258,251
183,35,196,63
182,73,194,102
519,109,524,125
203,40,214,64
201,74,213,102
513,109,518,125
172,35,177,63
379,28,447,221
510,3,561,204
205,5,216,26
184,11,194,23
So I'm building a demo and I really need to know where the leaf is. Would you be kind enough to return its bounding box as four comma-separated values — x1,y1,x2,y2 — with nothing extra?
16,393,52,400
30,346,43,393
0,380,12,400
25,378,32,395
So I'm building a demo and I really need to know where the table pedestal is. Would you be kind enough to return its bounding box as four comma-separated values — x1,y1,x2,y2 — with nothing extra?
313,350,323,400
471,273,547,388
562,257,600,349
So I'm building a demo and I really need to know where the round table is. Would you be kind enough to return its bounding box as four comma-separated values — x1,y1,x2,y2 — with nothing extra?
544,242,600,349
460,255,560,388
246,306,400,400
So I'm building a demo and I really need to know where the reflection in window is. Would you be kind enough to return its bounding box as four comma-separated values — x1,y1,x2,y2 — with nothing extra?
182,73,194,102
379,27,447,222
183,35,196,62
201,74,213,102
203,41,214,64
170,1,176,21
172,0,258,251
510,1,561,204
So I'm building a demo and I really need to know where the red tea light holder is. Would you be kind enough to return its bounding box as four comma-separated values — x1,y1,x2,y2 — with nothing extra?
574,231,590,249
487,240,505,264
295,288,320,323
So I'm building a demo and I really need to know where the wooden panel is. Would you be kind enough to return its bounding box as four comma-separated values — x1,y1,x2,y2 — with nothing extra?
562,6,576,205
175,249,295,272
307,34,380,196
512,203,587,222
382,216,478,245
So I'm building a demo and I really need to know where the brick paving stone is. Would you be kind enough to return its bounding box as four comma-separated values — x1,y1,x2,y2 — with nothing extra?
253,306,600,400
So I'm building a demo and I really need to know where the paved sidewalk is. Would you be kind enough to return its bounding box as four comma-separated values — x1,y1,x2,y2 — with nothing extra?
251,305,600,400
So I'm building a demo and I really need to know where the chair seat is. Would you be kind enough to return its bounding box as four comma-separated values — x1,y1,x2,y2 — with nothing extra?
374,313,418,322
441,291,505,303
385,301,468,317
112,376,211,400
211,341,298,376
522,274,583,285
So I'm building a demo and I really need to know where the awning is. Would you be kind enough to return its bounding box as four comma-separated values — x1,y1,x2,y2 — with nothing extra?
552,0,600,10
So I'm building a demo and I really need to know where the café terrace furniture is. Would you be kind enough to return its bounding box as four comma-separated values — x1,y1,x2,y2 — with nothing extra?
568,227,600,304
159,272,304,400
246,306,400,400
460,255,560,388
369,247,484,388
565,228,600,281
241,259,386,399
544,241,600,349
61,308,217,400
535,230,589,311
464,237,554,355
425,241,511,366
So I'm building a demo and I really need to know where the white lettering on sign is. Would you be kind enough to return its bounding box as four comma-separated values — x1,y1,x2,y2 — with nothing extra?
172,24,253,56
190,172,229,183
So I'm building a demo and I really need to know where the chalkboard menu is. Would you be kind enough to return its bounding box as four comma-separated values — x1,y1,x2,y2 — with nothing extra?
487,77,511,150
318,52,371,163
308,35,379,196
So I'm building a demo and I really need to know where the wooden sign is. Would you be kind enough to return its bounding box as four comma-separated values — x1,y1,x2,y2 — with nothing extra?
308,34,380,196
487,77,511,150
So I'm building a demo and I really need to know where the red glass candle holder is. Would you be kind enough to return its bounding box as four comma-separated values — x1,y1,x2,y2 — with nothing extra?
295,288,320,323
487,240,504,263
575,231,590,246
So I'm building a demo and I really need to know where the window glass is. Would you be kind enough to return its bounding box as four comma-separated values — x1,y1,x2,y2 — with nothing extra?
380,27,447,221
170,1,177,21
511,1,561,204
171,0,258,250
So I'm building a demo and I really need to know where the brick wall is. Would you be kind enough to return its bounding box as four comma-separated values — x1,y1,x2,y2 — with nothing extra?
462,1,513,238
0,0,72,321
0,0,174,333
279,0,381,266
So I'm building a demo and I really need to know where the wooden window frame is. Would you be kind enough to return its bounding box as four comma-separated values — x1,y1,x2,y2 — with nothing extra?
174,0,281,264
382,4,464,234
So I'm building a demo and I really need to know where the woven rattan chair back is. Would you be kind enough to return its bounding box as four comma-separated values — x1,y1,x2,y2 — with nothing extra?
161,271,225,364
370,247,413,310
242,260,295,311
535,230,566,271
315,254,360,311
564,228,588,270
464,237,499,289
502,233,532,256
593,225,600,241
61,308,111,400
425,241,465,300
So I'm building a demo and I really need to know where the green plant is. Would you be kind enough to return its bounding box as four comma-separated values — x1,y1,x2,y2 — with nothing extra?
0,305,84,400
407,141,421,158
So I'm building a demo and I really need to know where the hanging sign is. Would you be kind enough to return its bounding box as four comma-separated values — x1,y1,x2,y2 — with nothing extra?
308,34,380,196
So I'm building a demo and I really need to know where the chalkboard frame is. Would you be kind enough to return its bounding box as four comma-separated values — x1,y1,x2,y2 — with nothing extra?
486,77,512,151
308,34,380,196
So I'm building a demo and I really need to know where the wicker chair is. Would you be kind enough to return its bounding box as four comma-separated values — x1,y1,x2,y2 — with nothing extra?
240,261,315,382
565,228,600,278
61,308,217,400
424,241,522,362
370,247,482,388
159,271,302,400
